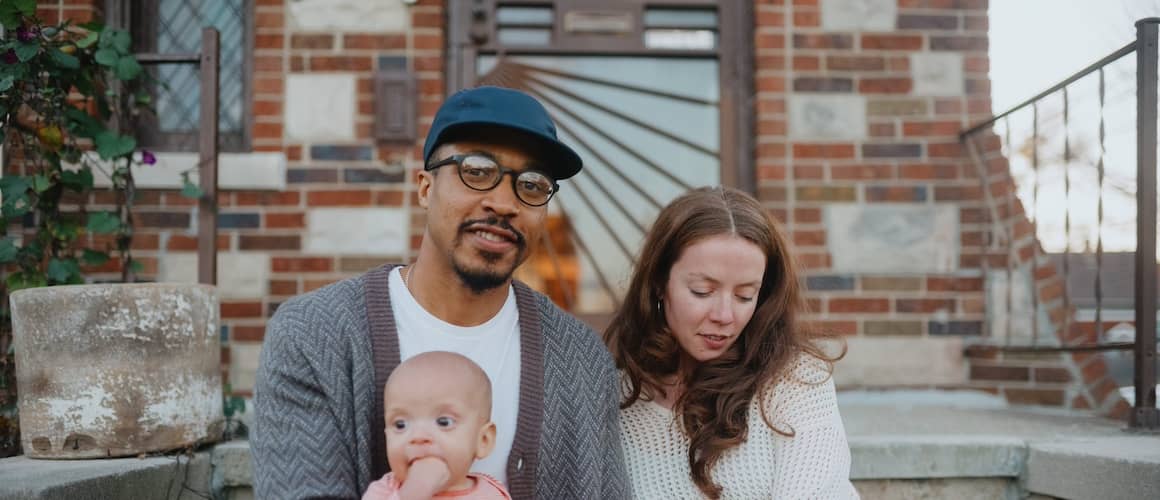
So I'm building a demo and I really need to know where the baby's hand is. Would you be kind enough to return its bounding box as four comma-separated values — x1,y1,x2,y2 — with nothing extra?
398,457,451,500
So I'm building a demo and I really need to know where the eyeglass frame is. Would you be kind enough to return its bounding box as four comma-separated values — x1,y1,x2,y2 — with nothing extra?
424,152,561,207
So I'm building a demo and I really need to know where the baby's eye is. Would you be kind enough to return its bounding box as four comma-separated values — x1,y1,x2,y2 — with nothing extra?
435,416,455,428
391,419,407,431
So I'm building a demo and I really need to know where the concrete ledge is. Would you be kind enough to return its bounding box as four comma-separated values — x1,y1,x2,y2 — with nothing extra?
0,452,211,500
212,440,253,488
850,435,1026,479
87,152,287,191
1025,437,1160,500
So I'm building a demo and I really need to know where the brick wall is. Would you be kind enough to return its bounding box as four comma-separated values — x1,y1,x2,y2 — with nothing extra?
24,0,1126,414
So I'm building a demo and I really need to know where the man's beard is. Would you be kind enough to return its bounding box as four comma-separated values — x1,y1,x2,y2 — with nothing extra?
452,217,527,294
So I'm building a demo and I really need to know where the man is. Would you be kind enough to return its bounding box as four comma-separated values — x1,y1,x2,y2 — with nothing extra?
251,86,629,499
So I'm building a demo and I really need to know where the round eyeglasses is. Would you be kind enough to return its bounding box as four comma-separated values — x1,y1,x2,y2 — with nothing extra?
425,153,560,207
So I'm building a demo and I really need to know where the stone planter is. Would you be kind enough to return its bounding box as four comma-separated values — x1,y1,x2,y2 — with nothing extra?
9,283,222,459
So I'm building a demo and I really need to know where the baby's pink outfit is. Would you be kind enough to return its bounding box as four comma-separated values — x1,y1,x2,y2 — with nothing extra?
361,472,511,500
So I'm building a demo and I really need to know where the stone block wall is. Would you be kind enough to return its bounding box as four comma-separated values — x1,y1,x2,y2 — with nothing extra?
21,0,1124,415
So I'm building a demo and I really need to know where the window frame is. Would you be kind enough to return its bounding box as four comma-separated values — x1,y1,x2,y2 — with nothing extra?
105,0,254,153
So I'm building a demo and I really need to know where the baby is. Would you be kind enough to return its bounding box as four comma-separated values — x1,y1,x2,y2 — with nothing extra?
362,351,510,500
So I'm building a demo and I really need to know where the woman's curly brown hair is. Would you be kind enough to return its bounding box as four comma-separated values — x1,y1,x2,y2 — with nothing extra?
604,186,843,499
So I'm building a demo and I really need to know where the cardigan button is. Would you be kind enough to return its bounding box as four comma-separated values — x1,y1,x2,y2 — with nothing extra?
516,457,524,472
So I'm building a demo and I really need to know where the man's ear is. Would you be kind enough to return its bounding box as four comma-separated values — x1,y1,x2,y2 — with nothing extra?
416,169,434,209
475,421,497,460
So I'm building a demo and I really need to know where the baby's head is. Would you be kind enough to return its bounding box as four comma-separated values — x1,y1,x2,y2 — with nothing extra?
384,351,496,489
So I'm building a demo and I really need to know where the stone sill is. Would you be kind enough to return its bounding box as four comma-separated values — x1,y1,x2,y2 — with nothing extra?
4,433,1157,500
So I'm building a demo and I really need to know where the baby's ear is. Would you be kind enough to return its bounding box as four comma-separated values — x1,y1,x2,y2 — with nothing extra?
476,421,497,460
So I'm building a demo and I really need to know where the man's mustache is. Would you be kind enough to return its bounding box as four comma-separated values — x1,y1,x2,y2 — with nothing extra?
459,217,526,246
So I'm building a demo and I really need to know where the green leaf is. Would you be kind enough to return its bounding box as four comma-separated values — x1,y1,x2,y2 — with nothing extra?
0,76,13,93
0,238,18,263
49,48,80,69
64,107,103,138
76,31,99,49
14,0,35,15
86,211,121,234
114,55,141,80
129,259,144,274
47,258,82,284
181,178,204,199
0,176,30,200
60,168,93,192
81,249,109,266
94,131,136,160
14,43,38,62
111,30,131,54
31,173,51,193
94,47,118,66
7,271,47,292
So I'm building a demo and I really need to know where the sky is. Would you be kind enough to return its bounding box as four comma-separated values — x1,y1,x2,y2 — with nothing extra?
989,0,1160,253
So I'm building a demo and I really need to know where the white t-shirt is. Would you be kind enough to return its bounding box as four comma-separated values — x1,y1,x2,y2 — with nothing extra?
388,267,522,486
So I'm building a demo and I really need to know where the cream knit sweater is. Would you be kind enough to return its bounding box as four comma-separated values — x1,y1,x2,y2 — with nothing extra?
619,355,859,499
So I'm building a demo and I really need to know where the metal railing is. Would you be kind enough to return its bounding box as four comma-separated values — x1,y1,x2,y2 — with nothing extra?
960,19,1158,429
135,28,221,286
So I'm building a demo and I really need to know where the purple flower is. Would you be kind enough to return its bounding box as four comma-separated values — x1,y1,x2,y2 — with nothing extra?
140,150,156,165
15,26,38,43
2,49,16,65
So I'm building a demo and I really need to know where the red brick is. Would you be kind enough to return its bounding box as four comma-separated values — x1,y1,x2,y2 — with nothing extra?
792,10,819,27
934,185,981,201
797,252,831,270
412,10,444,27
934,99,964,114
375,191,406,206
254,77,284,94
1034,367,1072,383
792,143,855,159
827,55,886,71
253,56,284,72
829,298,890,313
859,78,913,94
311,56,373,72
756,10,785,26
304,278,339,292
1071,395,1092,409
795,208,822,224
252,122,283,140
903,120,962,137
869,122,896,138
255,34,284,50
272,257,334,273
758,164,787,180
167,235,231,251
831,164,893,181
1091,377,1119,404
413,33,444,50
900,163,959,179
291,34,334,50
793,229,826,246
222,302,263,318
793,34,852,49
240,235,301,251
757,76,787,92
269,279,299,296
927,276,983,291
861,34,923,50
235,191,301,207
928,142,965,157
756,32,787,49
307,190,373,206
232,326,267,342
792,56,820,71
265,212,305,229
344,34,407,50
254,10,283,29
793,164,825,179
896,298,956,313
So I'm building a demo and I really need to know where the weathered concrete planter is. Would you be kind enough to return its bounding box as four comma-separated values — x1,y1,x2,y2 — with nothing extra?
10,283,222,459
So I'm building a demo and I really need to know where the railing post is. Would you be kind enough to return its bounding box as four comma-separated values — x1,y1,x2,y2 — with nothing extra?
197,28,220,287
1133,18,1159,430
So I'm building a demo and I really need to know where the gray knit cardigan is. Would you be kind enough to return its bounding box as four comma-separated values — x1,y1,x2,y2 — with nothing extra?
251,265,629,499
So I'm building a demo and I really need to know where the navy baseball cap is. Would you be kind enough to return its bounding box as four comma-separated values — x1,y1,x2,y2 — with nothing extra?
423,86,583,180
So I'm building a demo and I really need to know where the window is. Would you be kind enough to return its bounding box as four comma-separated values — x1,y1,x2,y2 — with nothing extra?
108,0,251,152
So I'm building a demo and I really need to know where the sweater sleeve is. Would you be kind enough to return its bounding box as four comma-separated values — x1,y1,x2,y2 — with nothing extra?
598,359,632,499
768,357,860,499
252,299,362,500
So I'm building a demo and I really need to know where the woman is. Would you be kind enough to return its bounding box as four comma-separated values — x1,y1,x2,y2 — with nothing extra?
605,186,858,499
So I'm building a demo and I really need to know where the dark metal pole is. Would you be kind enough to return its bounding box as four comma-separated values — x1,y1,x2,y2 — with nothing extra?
1132,18,1159,430
197,28,220,286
